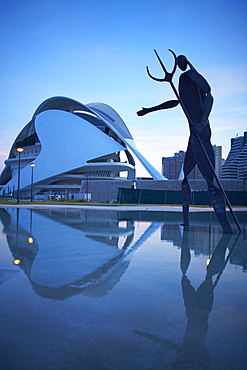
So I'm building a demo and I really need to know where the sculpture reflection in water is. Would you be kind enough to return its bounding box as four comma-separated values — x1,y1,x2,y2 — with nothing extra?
0,208,160,300
134,227,241,370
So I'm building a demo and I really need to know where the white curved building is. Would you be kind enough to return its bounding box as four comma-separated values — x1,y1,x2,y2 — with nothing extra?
0,97,165,199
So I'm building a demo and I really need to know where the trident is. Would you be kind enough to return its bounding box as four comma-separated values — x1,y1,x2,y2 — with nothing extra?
147,49,241,232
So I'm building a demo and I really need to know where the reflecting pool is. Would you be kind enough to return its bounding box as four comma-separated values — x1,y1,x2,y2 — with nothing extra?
0,207,246,370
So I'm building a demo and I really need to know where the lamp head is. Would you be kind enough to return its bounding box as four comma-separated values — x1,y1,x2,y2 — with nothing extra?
16,147,24,153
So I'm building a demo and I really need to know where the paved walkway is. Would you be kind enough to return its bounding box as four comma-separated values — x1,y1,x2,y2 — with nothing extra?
0,203,246,212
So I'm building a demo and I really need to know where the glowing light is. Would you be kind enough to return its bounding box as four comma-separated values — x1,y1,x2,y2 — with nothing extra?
28,237,34,243
13,259,21,265
206,258,211,266
30,163,36,168
16,147,24,153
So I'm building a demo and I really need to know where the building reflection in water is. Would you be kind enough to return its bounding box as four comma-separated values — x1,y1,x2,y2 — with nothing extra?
0,208,161,300
1,208,39,273
135,224,245,369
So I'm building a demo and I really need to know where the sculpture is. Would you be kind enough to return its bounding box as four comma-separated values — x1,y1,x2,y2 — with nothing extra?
137,49,241,233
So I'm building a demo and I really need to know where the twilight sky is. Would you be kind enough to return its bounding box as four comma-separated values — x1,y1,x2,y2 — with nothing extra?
0,0,246,177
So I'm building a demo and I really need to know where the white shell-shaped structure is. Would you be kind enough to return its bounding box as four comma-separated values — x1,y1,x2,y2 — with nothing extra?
0,97,165,197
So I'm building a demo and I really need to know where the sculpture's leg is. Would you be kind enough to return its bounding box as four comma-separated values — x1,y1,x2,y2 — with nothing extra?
190,127,233,233
181,139,196,226
207,183,233,233
182,177,191,226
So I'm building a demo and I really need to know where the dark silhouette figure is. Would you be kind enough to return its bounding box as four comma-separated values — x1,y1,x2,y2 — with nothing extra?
137,50,241,233
177,56,232,233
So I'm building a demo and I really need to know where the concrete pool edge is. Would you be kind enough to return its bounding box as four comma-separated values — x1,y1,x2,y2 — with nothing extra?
0,203,246,212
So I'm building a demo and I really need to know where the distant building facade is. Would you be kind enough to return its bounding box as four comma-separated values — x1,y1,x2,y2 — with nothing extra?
162,145,222,179
162,150,185,179
213,145,222,178
222,131,247,180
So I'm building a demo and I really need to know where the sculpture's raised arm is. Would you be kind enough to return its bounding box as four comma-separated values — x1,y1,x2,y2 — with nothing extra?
137,100,179,116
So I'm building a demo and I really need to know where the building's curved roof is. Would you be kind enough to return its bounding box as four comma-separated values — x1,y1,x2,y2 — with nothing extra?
33,96,93,117
0,96,165,194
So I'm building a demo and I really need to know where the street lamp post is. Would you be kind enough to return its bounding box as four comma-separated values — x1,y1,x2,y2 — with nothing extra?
16,147,24,204
30,163,36,202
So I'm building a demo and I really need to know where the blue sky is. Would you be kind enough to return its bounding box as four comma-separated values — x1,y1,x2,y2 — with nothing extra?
0,0,246,177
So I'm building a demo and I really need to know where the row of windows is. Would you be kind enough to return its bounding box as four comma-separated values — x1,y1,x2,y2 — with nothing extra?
81,171,117,178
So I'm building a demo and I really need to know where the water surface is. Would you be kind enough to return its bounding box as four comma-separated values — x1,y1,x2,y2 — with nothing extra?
0,207,246,369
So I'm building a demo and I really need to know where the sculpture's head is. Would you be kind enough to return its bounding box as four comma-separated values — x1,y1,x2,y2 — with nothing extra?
177,55,188,71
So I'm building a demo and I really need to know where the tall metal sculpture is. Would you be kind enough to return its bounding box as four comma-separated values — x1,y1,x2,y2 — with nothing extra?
137,49,241,233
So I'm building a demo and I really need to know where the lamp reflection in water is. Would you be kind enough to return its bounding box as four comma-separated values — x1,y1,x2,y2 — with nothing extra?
16,147,24,204
30,163,36,202
13,208,21,265
206,216,212,266
28,209,34,243
13,258,21,265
